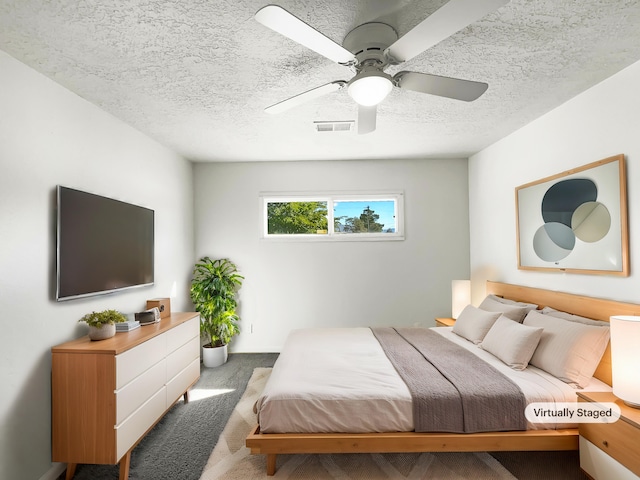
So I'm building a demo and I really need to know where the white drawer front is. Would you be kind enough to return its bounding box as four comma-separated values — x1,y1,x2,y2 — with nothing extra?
579,436,639,480
166,358,200,406
166,316,199,354
166,336,200,382
116,387,166,460
115,360,166,425
116,334,166,389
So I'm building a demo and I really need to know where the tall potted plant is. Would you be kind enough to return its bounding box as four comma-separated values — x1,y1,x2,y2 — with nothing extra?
190,257,244,367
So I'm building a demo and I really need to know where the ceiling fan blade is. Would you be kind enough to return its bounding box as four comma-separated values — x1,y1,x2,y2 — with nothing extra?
255,5,355,64
395,71,488,101
265,81,346,114
358,105,377,134
386,0,509,63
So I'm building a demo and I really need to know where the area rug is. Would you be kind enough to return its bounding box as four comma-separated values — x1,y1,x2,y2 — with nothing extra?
199,368,517,480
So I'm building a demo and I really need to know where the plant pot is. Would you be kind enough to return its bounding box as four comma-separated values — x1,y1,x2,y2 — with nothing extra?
202,344,228,367
88,323,116,341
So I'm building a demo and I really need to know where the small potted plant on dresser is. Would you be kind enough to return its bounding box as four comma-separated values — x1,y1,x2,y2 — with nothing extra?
79,309,127,340
190,257,244,367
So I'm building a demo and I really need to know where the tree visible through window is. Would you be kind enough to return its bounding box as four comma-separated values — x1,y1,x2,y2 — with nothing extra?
267,201,328,234
334,201,394,233
262,194,403,240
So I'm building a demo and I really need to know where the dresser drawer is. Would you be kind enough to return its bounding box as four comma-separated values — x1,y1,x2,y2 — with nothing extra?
115,387,166,461
116,334,166,389
166,316,199,354
115,360,166,425
580,419,640,476
166,358,200,405
166,336,200,382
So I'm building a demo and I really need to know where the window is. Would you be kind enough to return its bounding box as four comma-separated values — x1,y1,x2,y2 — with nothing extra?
261,193,404,241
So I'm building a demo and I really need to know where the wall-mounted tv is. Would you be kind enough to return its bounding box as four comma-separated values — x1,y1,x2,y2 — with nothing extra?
56,186,154,301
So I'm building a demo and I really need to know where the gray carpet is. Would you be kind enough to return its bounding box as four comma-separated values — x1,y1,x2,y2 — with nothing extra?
491,451,588,480
60,353,588,480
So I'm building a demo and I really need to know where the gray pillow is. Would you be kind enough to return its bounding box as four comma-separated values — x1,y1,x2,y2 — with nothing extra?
478,296,531,323
480,316,543,370
486,294,538,311
452,305,502,344
523,310,610,388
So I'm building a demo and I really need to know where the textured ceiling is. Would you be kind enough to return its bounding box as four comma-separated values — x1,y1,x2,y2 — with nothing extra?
2,0,640,162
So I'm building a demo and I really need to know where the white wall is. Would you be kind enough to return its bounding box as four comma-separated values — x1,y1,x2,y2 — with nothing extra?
194,158,470,352
469,59,640,304
0,51,195,480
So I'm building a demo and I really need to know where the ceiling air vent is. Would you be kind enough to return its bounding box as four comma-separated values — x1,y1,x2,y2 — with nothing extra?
313,121,355,133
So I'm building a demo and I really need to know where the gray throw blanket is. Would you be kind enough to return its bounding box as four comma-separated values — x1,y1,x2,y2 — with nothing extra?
371,327,527,433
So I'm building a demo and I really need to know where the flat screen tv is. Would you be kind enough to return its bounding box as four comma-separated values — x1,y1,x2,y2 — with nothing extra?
56,186,154,301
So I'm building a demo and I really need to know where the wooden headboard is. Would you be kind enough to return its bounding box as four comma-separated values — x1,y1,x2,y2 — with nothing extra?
486,281,640,387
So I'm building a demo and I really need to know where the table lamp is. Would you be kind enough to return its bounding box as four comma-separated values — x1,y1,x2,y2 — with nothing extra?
610,315,640,408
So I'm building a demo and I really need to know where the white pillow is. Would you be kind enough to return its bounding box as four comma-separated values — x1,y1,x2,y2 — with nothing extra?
540,306,605,326
452,305,502,344
478,296,531,323
523,310,610,388
480,316,543,370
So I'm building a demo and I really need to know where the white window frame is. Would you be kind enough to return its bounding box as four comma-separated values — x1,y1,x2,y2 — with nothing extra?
260,191,404,242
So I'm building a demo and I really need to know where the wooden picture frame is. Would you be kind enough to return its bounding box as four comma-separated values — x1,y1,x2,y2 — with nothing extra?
516,154,628,276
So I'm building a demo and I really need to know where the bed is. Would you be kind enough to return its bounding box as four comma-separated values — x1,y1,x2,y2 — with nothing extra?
246,281,637,476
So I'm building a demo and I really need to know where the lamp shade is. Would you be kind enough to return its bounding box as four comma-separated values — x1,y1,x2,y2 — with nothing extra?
610,315,640,408
347,69,393,107
451,280,471,319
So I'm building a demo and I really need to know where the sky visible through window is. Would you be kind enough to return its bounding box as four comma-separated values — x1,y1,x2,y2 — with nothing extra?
334,200,396,231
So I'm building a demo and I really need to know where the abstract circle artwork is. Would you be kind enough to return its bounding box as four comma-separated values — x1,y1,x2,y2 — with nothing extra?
532,178,611,262
516,155,627,275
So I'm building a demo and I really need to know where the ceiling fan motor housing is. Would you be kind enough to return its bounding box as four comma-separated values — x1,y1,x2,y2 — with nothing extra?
342,22,398,70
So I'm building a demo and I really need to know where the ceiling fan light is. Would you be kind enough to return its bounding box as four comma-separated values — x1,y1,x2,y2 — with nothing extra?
348,70,393,107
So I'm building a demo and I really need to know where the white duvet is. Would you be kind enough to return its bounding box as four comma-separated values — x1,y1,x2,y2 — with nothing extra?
255,327,610,433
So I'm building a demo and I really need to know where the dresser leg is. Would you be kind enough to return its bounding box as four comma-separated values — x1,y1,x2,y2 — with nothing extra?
119,452,132,480
184,390,190,403
65,463,77,480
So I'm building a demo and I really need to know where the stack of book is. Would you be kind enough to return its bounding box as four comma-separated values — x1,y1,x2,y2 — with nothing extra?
116,320,140,332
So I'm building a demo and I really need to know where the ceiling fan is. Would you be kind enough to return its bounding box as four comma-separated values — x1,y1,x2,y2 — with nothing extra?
255,0,509,134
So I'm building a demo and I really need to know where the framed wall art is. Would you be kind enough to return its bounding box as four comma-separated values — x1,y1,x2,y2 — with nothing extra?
516,154,628,276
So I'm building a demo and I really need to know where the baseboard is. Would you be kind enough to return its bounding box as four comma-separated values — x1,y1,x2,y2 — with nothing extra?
39,462,66,480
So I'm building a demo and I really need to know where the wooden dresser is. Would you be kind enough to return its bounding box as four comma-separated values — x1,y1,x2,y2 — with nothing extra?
52,312,201,480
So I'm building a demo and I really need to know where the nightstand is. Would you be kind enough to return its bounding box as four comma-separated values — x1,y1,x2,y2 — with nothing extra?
435,317,456,327
577,391,640,480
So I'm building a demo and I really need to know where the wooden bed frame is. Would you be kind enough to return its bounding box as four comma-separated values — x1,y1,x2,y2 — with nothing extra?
246,281,640,475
